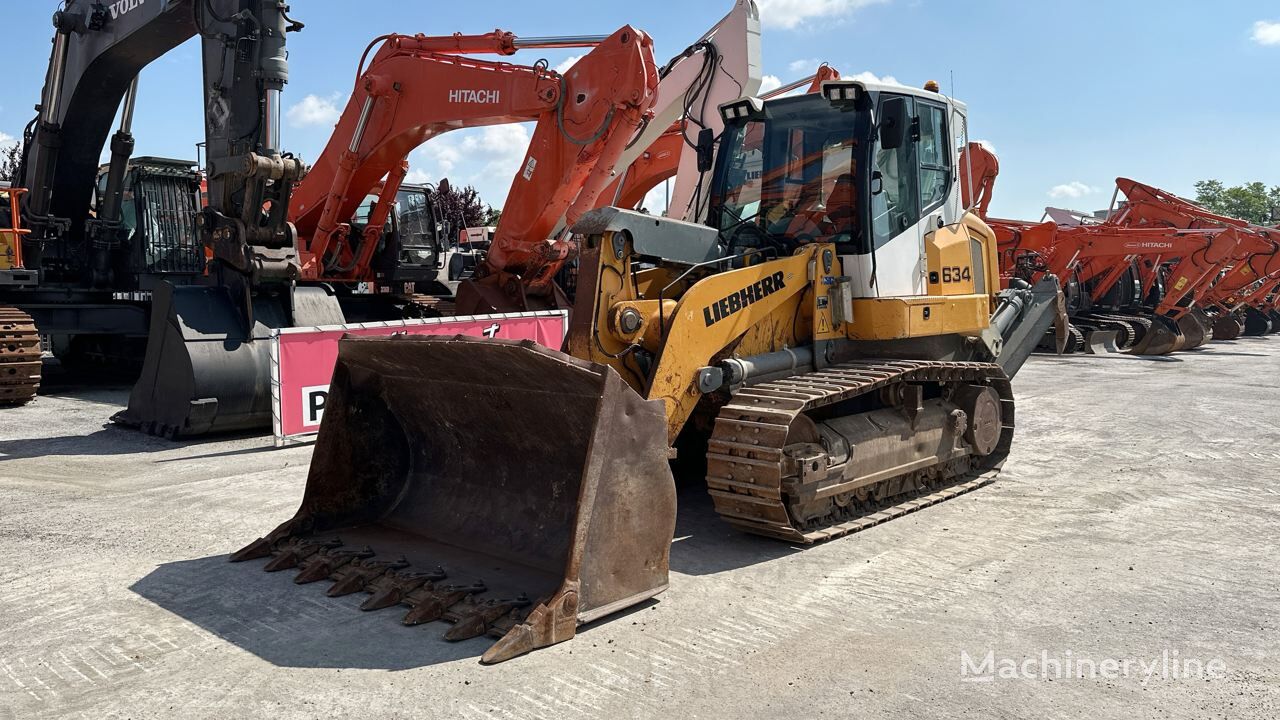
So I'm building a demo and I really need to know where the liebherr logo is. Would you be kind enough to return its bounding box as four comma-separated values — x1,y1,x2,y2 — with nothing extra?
449,89,501,104
109,0,145,19
703,271,787,327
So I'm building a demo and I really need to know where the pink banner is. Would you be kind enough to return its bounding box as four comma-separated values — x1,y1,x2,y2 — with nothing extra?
273,311,566,443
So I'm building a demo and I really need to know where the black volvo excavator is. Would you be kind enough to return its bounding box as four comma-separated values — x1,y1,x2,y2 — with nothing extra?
1,0,349,433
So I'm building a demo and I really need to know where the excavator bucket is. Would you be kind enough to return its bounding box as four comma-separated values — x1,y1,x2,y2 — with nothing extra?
1176,310,1209,349
114,282,345,437
1084,329,1120,354
1211,312,1243,341
230,335,676,663
1127,314,1184,355
1242,306,1273,336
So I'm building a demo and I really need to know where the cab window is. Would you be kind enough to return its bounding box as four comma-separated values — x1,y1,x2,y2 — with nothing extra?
917,102,949,211
871,95,919,246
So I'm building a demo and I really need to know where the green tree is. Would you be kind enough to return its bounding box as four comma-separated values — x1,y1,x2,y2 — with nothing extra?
434,178,493,230
1193,179,1280,224
0,141,21,184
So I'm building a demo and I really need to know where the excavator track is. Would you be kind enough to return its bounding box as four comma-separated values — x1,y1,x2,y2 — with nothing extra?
1075,313,1136,349
0,306,41,406
705,360,1012,543
1089,312,1152,344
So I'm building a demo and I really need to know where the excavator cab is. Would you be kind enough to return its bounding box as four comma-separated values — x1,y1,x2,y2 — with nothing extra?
92,157,205,282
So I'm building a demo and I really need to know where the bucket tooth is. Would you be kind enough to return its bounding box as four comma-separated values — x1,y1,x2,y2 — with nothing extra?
294,546,375,584
263,537,342,573
402,582,486,626
229,518,312,563
229,537,273,563
359,567,448,611
327,556,411,597
444,595,533,642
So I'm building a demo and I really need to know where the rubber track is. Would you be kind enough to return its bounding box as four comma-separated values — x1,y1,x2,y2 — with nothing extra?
0,306,41,405
705,360,1013,543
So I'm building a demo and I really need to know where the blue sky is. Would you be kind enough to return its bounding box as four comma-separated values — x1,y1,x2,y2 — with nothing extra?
2,1,1277,220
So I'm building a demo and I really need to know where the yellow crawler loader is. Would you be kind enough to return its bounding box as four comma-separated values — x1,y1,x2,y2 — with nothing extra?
232,79,1061,662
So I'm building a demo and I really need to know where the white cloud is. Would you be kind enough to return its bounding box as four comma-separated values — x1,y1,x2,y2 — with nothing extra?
1252,20,1280,46
554,55,584,74
757,0,886,30
403,168,431,184
0,131,15,147
848,70,900,86
1048,181,1098,200
788,58,821,74
759,75,783,94
287,93,342,128
975,139,997,156
409,124,534,207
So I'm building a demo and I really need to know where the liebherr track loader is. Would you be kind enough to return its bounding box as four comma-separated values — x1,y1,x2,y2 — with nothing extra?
233,79,1062,662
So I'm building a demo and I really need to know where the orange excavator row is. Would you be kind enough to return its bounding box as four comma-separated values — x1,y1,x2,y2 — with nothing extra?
959,142,1280,356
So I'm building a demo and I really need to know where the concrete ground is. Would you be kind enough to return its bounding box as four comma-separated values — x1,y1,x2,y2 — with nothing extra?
0,340,1277,719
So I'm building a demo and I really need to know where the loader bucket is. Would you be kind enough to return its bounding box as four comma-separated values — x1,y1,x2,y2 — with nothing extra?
1127,314,1183,355
114,282,345,437
230,335,676,664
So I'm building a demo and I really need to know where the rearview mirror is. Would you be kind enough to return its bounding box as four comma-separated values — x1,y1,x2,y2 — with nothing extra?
879,97,908,150
871,171,883,195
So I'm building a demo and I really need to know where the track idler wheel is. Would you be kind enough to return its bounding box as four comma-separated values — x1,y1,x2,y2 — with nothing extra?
1127,315,1183,355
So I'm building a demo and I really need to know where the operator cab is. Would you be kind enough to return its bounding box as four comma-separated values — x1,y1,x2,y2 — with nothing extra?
711,80,967,299
92,157,204,284
349,183,482,295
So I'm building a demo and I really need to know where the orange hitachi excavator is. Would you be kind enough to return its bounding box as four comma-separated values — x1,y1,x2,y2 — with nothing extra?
291,27,659,315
